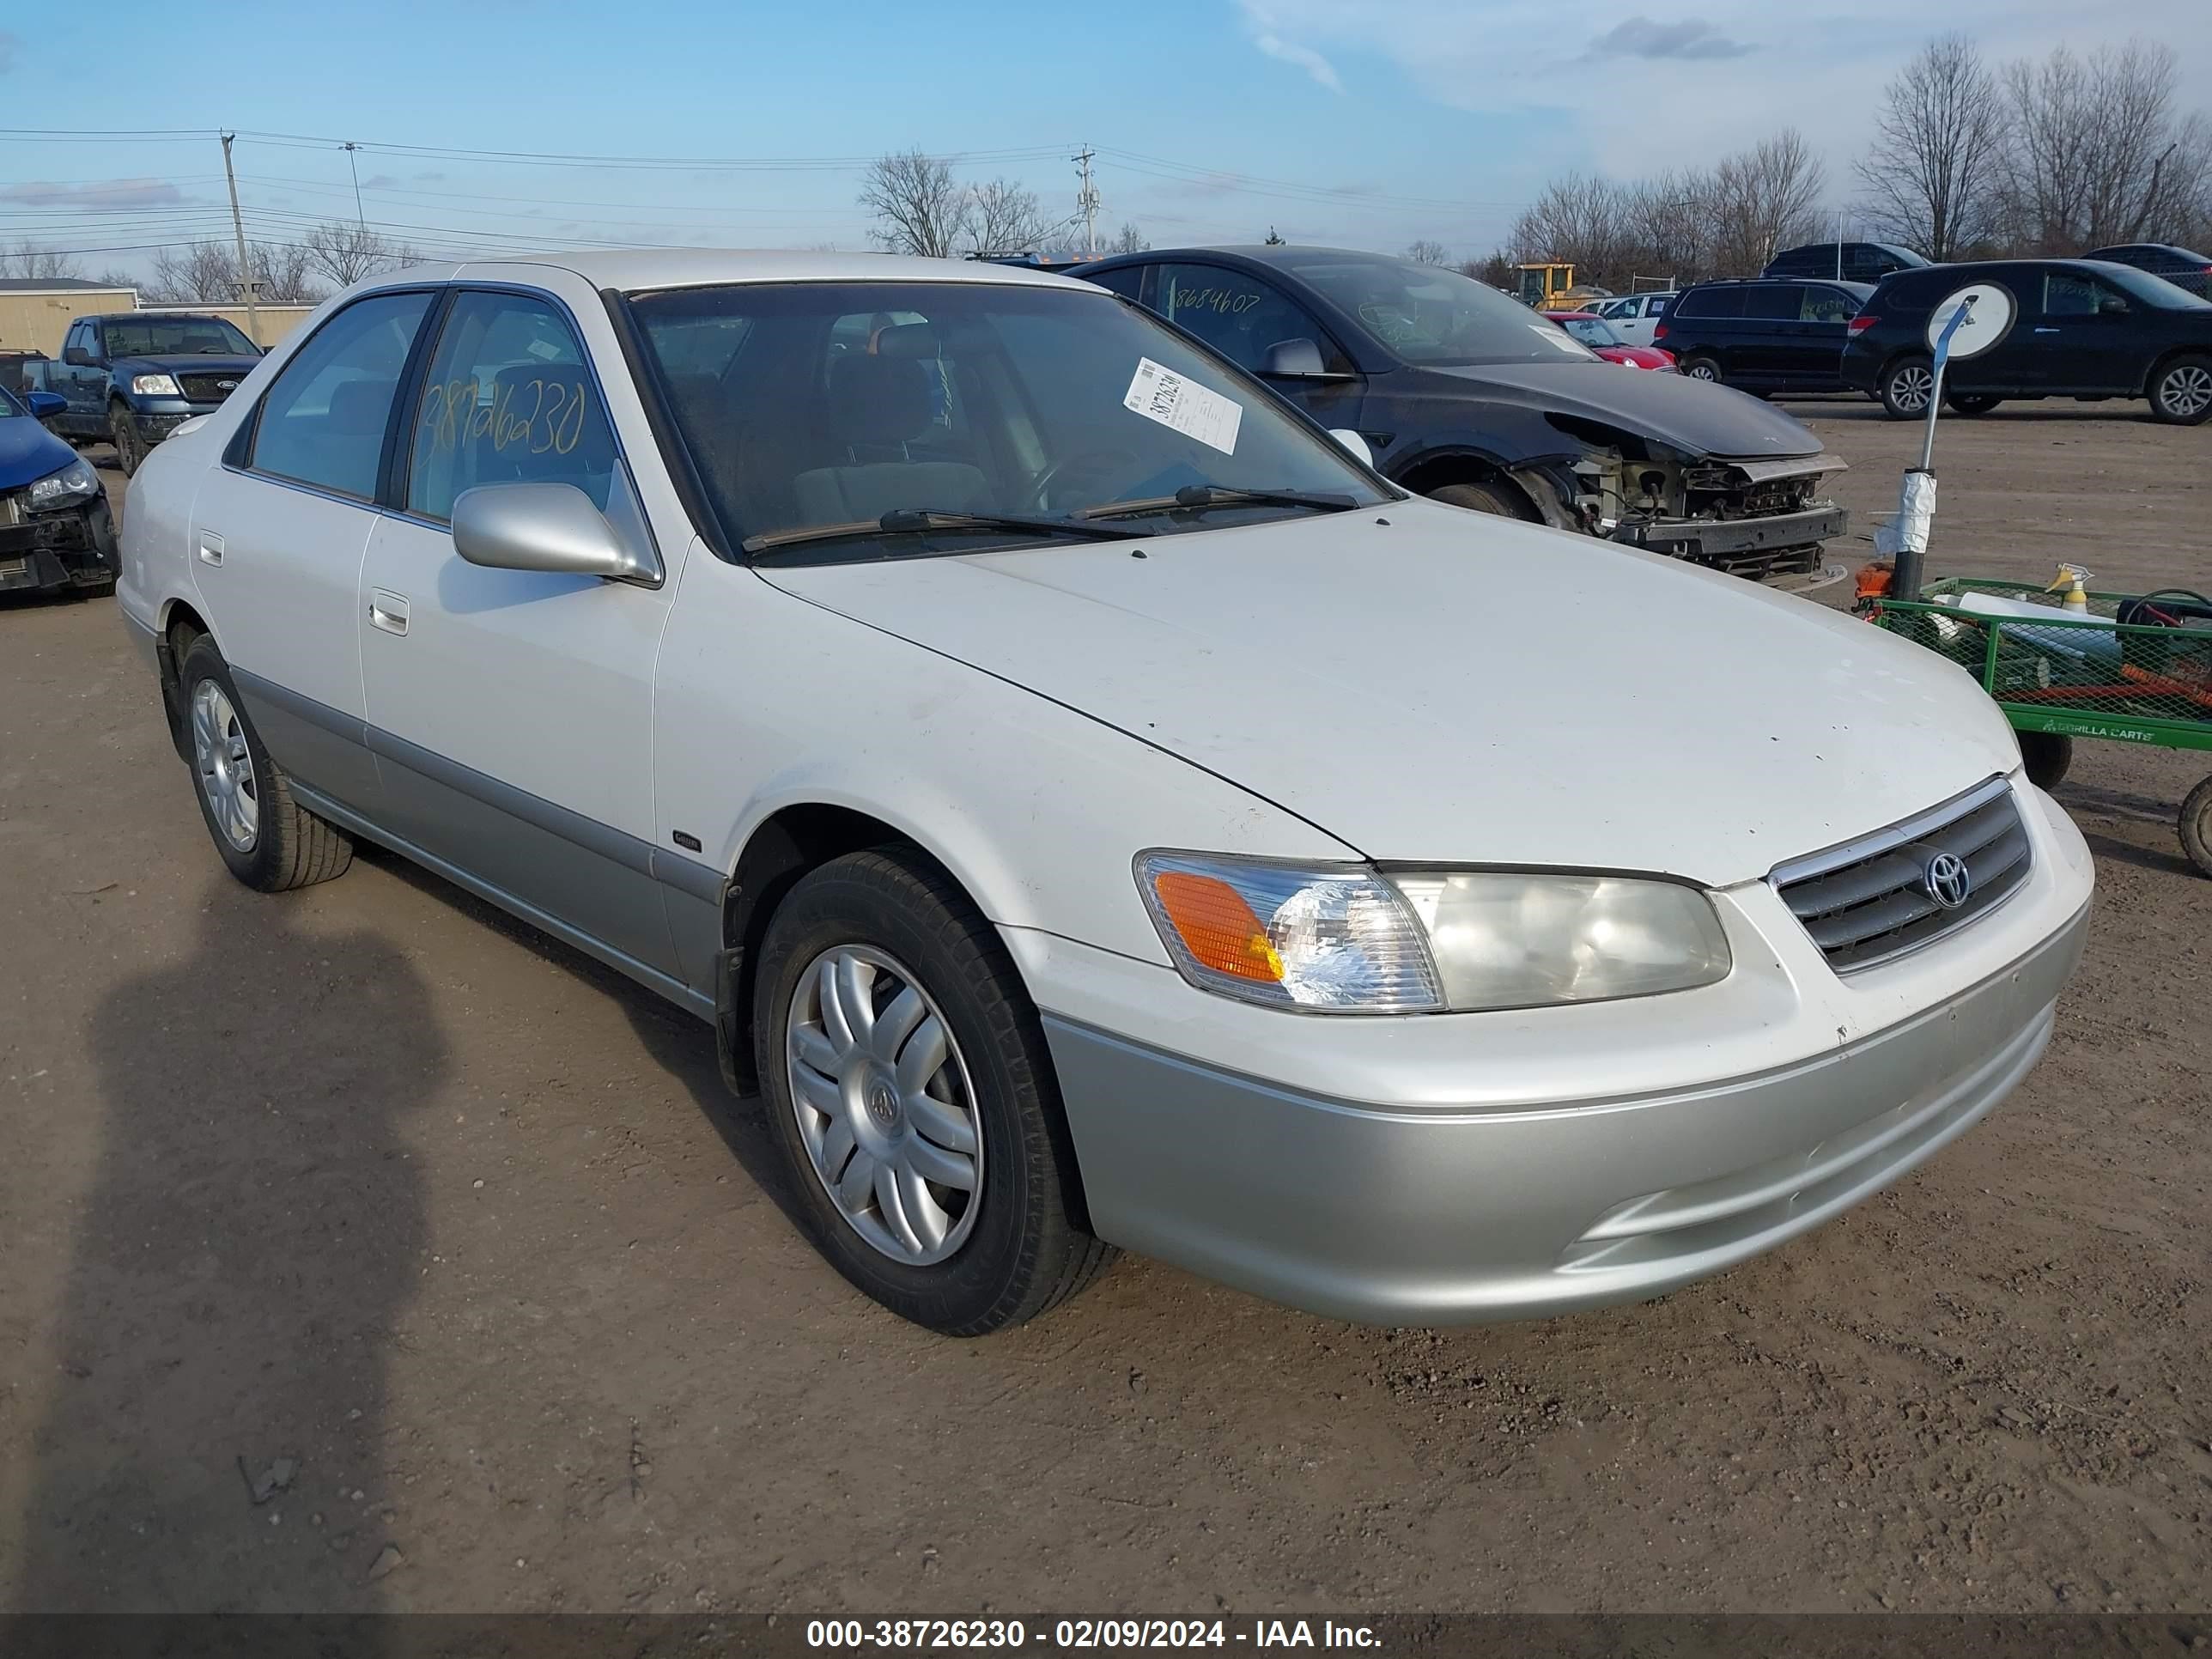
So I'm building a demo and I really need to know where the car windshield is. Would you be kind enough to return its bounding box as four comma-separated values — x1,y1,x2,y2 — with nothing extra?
1556,315,1623,348
628,280,1391,557
2093,263,2212,310
1283,253,1601,367
0,388,25,418
101,318,259,356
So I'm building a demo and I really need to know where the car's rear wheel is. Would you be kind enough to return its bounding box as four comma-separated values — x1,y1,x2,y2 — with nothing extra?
2147,356,2212,426
1426,480,1538,521
177,633,353,891
1946,393,2003,416
1880,356,1935,420
754,848,1112,1335
2180,775,2212,879
109,404,144,477
1680,356,1723,385
2018,731,2073,790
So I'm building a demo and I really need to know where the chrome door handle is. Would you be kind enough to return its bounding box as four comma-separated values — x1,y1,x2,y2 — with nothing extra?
368,588,410,637
197,532,223,566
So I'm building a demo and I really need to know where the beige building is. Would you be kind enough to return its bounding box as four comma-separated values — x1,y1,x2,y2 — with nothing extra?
0,280,317,358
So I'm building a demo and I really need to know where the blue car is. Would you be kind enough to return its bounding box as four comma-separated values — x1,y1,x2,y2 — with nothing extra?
2,386,118,598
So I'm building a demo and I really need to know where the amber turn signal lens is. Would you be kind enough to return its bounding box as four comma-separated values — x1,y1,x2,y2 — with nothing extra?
1150,871,1285,984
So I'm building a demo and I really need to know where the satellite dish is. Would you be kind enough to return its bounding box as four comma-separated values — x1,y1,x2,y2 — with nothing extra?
1926,283,2015,361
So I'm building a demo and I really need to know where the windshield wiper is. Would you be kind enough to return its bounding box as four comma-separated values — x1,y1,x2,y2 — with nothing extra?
742,508,1142,556
1082,483,1358,520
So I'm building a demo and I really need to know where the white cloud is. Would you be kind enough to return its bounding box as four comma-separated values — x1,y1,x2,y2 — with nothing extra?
1228,0,2212,176
1239,3,1345,91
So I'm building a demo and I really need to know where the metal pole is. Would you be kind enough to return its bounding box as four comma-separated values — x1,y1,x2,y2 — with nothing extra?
220,132,260,347
343,142,366,229
1073,148,1098,256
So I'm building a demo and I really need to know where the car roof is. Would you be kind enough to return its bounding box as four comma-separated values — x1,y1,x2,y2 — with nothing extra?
371,248,1098,295
1088,244,1413,270
1682,276,1875,295
2086,242,2209,260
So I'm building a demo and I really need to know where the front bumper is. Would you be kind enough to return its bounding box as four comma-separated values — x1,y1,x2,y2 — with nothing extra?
129,402,217,445
1628,501,1849,559
1024,786,2094,1326
0,497,117,595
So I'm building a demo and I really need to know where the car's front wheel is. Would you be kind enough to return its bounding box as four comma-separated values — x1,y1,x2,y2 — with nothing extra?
754,848,1112,1335
2148,355,2212,426
1426,480,1538,521
1680,356,1723,385
177,632,354,891
1880,356,1936,420
109,404,144,477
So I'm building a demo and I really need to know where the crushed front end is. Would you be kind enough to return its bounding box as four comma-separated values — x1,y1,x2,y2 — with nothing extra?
1,481,118,597
1585,452,1849,593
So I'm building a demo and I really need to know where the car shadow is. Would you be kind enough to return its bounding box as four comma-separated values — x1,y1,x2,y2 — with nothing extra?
9,890,443,1613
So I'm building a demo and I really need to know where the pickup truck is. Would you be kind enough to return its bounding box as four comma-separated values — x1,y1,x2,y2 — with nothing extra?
28,312,263,476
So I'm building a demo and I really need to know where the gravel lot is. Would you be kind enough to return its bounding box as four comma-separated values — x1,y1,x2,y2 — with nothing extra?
3,404,2208,1616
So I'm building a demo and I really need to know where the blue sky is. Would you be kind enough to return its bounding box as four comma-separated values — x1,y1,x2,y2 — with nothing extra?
1,0,2205,281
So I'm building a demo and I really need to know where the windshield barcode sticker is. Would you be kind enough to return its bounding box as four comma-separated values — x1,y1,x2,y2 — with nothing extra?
1124,358,1243,455
1529,323,1586,354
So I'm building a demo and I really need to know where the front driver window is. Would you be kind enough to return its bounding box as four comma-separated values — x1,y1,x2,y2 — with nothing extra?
1154,264,1343,374
404,291,618,522
249,290,434,500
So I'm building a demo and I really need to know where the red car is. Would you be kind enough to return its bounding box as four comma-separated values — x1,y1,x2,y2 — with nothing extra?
1543,311,1677,370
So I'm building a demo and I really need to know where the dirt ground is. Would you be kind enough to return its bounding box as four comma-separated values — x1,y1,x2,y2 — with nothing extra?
2,404,2208,1617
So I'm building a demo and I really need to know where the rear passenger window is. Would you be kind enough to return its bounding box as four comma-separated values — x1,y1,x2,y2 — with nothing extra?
404,291,618,522
1880,270,1954,310
1743,286,1802,319
248,290,432,499
1086,265,1146,301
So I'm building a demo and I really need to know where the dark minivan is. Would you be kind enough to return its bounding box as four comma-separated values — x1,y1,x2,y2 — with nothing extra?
1842,258,2212,423
1078,244,1854,590
1763,241,1929,284
1655,279,1873,393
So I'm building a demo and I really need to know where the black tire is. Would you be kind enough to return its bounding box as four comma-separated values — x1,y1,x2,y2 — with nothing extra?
2180,775,2212,879
2146,354,2212,426
1426,480,1538,521
2018,731,2073,790
176,632,353,892
1680,356,1723,386
753,848,1113,1335
1880,356,1936,421
1946,393,2003,416
109,404,144,477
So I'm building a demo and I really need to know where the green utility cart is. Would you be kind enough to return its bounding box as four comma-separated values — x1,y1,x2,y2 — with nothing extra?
1864,577,2212,877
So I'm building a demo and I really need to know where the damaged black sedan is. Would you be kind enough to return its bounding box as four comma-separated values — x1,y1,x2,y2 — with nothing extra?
1082,245,1848,593
1,386,117,599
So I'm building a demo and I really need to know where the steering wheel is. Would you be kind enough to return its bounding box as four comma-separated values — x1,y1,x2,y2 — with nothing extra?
1027,447,1142,514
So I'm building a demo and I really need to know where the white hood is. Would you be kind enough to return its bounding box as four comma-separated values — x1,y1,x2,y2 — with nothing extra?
761,504,2020,886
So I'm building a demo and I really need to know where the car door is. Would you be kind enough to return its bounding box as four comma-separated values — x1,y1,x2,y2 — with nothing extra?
1786,285,1858,388
2025,270,2141,392
1149,261,1363,431
1733,285,1806,384
60,323,104,434
358,282,689,981
188,289,436,815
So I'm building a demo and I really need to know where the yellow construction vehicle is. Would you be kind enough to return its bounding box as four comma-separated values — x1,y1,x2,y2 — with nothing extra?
1514,262,1577,308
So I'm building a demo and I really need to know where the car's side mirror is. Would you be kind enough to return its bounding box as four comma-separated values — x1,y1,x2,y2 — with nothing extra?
26,391,66,420
1328,428,1374,468
2098,296,2130,315
1261,337,1329,378
63,347,92,368
452,483,661,586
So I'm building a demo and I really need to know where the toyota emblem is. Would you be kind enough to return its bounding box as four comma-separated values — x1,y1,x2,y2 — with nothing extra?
1923,852,1972,909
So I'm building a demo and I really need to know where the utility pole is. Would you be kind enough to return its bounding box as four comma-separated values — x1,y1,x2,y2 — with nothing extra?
220,131,260,346
1073,147,1099,257
343,142,367,230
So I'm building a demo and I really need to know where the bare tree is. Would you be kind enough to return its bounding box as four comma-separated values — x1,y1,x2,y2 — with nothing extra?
302,221,422,289
963,179,1057,257
145,240,325,306
1995,40,2212,252
0,240,83,281
1109,221,1149,254
860,150,969,258
1708,130,1826,272
1856,33,2003,258
1462,252,1516,289
1404,238,1451,264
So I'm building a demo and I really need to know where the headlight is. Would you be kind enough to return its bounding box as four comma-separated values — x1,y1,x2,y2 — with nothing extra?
1390,872,1730,1009
27,455,101,509
131,374,182,396
1136,853,1730,1013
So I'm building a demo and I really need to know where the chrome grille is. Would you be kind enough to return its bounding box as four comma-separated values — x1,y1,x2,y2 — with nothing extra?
178,372,244,403
1771,777,2030,973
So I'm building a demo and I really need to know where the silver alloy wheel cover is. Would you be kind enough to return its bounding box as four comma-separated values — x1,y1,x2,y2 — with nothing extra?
1891,365,1933,411
191,679,259,852
1686,362,1717,380
786,943,984,1265
2160,364,2212,417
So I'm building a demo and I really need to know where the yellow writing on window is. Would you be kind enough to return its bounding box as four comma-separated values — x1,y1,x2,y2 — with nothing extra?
419,375,592,459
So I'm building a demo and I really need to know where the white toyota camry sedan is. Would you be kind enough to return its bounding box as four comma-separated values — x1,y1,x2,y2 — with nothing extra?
117,251,2094,1335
